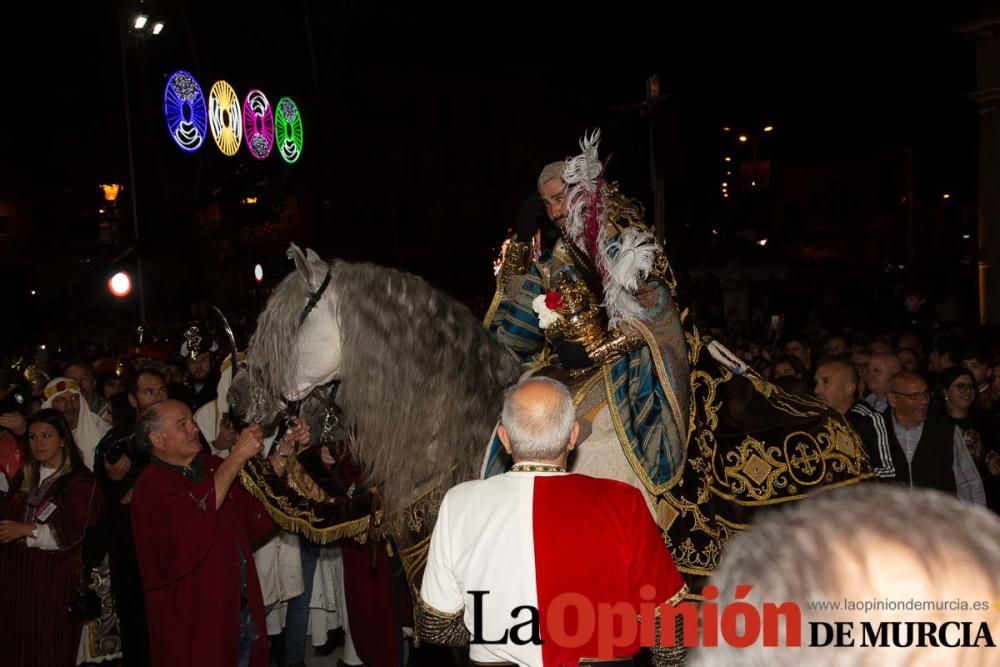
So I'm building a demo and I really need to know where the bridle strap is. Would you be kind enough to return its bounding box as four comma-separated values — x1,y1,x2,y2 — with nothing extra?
297,268,332,327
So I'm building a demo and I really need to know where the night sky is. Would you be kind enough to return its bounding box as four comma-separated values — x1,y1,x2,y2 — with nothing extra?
4,3,982,164
0,1,990,327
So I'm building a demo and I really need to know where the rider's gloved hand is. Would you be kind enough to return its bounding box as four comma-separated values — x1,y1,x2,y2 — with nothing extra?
515,192,546,243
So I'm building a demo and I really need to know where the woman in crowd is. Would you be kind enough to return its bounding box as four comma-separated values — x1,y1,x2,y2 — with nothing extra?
0,409,101,666
937,366,1000,511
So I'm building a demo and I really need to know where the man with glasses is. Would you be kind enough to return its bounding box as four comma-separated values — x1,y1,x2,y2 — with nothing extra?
883,371,986,505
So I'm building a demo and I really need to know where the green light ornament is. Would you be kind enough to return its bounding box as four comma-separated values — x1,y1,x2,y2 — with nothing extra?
275,97,303,164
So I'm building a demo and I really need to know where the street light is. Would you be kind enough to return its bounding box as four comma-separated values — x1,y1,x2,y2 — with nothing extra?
109,272,132,298
119,5,165,325
727,125,774,188
129,11,165,38
100,183,122,202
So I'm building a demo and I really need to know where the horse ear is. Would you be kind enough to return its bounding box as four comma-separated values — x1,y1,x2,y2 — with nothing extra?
303,247,329,290
305,247,325,271
287,243,314,286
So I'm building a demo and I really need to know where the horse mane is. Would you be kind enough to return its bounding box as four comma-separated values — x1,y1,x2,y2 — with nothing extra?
333,261,522,517
246,258,522,520
244,264,315,423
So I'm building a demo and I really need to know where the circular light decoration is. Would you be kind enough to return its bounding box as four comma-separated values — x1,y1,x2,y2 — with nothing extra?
274,97,304,164
208,80,242,157
242,89,274,160
109,272,132,298
254,264,264,283
163,70,208,152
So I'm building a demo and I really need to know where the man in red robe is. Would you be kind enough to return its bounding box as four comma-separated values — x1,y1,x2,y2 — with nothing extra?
131,399,275,667
418,377,688,666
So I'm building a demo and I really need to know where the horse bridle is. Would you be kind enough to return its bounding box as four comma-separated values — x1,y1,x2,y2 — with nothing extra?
297,267,332,327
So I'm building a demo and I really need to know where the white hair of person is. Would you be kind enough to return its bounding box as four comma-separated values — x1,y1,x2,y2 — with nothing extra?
691,484,1000,666
537,161,566,192
501,377,575,461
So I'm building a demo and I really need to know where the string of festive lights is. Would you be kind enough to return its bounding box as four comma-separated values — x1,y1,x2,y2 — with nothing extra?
163,70,301,162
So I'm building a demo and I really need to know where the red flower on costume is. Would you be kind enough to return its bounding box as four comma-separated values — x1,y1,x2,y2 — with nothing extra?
545,291,563,311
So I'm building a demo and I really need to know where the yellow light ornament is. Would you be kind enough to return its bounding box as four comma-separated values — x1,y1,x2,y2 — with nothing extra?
209,80,243,157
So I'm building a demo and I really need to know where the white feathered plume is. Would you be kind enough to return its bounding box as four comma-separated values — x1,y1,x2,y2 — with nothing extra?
562,129,603,251
561,130,657,327
602,226,657,326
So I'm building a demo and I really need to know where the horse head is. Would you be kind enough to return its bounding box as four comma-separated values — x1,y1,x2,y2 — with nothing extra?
286,243,343,396
232,243,342,424
233,246,523,520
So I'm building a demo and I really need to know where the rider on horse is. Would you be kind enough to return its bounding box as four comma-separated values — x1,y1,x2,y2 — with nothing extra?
484,131,873,594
